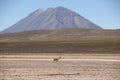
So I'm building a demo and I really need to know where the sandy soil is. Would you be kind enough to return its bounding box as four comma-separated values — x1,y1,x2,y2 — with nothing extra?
0,55,120,80
0,53,120,59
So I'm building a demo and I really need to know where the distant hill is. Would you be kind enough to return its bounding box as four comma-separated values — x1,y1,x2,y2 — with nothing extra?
0,28,119,41
1,6,102,33
0,29,120,53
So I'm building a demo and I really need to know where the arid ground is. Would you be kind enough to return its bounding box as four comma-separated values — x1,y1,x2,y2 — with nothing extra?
0,29,120,80
0,54,120,80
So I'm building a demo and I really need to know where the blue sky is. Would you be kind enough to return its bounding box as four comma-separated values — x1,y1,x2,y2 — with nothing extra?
0,0,120,31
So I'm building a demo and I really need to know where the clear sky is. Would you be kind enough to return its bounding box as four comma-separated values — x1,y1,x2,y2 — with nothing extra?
0,0,120,31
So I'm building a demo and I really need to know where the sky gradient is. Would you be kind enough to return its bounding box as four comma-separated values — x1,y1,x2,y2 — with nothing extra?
0,0,120,31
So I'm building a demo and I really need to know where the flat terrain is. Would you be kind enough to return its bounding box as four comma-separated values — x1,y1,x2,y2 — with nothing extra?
0,55,120,80
0,29,120,80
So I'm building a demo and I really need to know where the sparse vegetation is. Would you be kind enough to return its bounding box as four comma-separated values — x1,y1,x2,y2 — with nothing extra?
0,29,120,54
0,36,120,54
0,29,120,80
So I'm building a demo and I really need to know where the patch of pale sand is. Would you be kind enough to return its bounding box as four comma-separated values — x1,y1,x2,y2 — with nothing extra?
0,53,120,60
0,58,120,62
0,60,120,80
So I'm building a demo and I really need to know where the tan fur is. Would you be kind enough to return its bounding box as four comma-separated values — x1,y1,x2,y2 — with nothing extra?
53,57,61,63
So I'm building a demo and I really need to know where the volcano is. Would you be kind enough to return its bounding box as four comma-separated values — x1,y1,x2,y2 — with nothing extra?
1,6,102,33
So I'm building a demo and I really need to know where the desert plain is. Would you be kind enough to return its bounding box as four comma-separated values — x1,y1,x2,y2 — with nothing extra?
0,53,120,80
